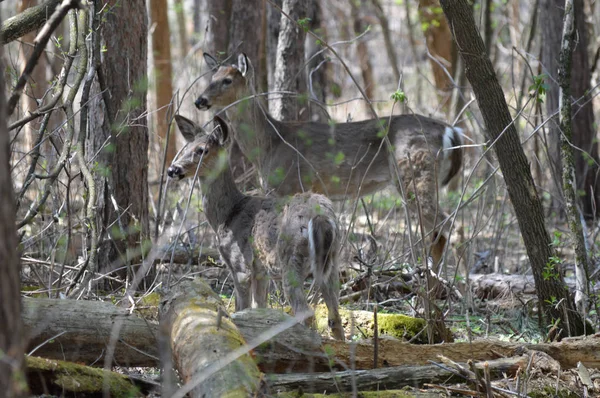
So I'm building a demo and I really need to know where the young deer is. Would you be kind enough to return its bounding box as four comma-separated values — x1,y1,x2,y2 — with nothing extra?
195,53,464,270
167,115,345,340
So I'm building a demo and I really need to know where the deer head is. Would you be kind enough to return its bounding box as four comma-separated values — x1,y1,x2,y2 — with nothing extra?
167,116,229,180
195,53,250,110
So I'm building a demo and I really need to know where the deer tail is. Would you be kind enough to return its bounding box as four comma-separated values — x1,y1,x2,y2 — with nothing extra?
308,215,338,286
441,125,464,186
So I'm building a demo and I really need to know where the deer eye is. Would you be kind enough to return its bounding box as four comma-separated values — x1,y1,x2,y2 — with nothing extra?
222,78,233,86
194,147,205,156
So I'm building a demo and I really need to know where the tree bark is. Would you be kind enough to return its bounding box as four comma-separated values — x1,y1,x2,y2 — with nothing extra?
439,0,586,337
271,0,308,121
350,0,375,111
419,0,456,113
150,0,177,166
542,0,600,219
160,279,262,397
17,0,49,152
305,0,328,122
205,0,231,57
173,0,188,59
371,0,400,84
0,0,60,44
228,0,264,90
557,0,590,317
0,12,27,393
266,0,282,97
84,0,150,290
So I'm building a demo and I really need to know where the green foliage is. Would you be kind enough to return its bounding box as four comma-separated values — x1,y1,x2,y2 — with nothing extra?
529,73,549,103
390,90,407,103
543,256,562,281
297,17,312,33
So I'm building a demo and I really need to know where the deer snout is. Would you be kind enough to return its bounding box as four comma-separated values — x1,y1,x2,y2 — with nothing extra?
167,165,183,179
195,96,210,110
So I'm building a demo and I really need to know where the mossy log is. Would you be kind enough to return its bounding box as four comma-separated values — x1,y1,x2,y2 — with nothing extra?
26,356,153,397
160,278,263,397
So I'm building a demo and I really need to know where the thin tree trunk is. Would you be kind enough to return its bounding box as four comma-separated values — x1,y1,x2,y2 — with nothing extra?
350,0,375,112
272,0,308,121
557,0,590,317
266,0,282,99
439,0,586,337
151,0,177,166
0,9,27,393
419,0,456,113
305,0,328,122
17,0,48,152
173,0,188,58
371,0,400,84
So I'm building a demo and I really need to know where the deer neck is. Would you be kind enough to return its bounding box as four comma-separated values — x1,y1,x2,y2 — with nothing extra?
200,167,246,230
225,93,277,161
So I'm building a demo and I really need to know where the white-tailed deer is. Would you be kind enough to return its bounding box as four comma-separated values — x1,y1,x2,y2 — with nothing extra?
167,115,345,340
195,53,464,269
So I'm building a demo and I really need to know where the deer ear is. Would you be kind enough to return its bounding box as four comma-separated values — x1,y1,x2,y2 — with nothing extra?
237,53,248,77
212,116,230,146
175,115,204,143
203,53,219,71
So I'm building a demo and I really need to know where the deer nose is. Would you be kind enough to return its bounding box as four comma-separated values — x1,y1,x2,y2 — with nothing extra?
195,96,210,110
167,165,182,178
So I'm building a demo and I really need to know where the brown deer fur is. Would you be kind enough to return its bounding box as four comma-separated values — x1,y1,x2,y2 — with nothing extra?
195,53,463,269
167,115,344,340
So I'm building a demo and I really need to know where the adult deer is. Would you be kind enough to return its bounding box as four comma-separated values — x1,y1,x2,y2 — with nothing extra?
167,115,345,340
196,53,463,268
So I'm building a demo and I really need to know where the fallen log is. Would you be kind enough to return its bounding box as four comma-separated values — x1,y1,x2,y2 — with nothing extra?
22,297,159,367
267,355,529,393
22,297,600,371
26,356,154,397
160,278,263,397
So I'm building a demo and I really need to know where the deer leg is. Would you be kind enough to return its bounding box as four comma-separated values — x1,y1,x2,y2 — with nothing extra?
320,271,344,340
282,259,312,326
396,151,448,272
251,263,269,308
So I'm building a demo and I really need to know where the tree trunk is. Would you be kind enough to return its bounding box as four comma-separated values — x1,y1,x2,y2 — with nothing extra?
350,0,375,112
205,0,231,57
305,0,328,122
85,0,150,290
151,0,177,166
542,0,600,219
228,0,264,89
17,0,48,152
0,13,27,393
371,0,400,84
439,0,586,337
419,0,456,113
160,279,262,397
266,0,282,97
558,0,590,317
173,0,188,59
271,0,308,121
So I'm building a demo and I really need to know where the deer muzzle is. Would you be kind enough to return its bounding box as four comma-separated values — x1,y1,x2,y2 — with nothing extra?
195,96,210,110
167,165,184,179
